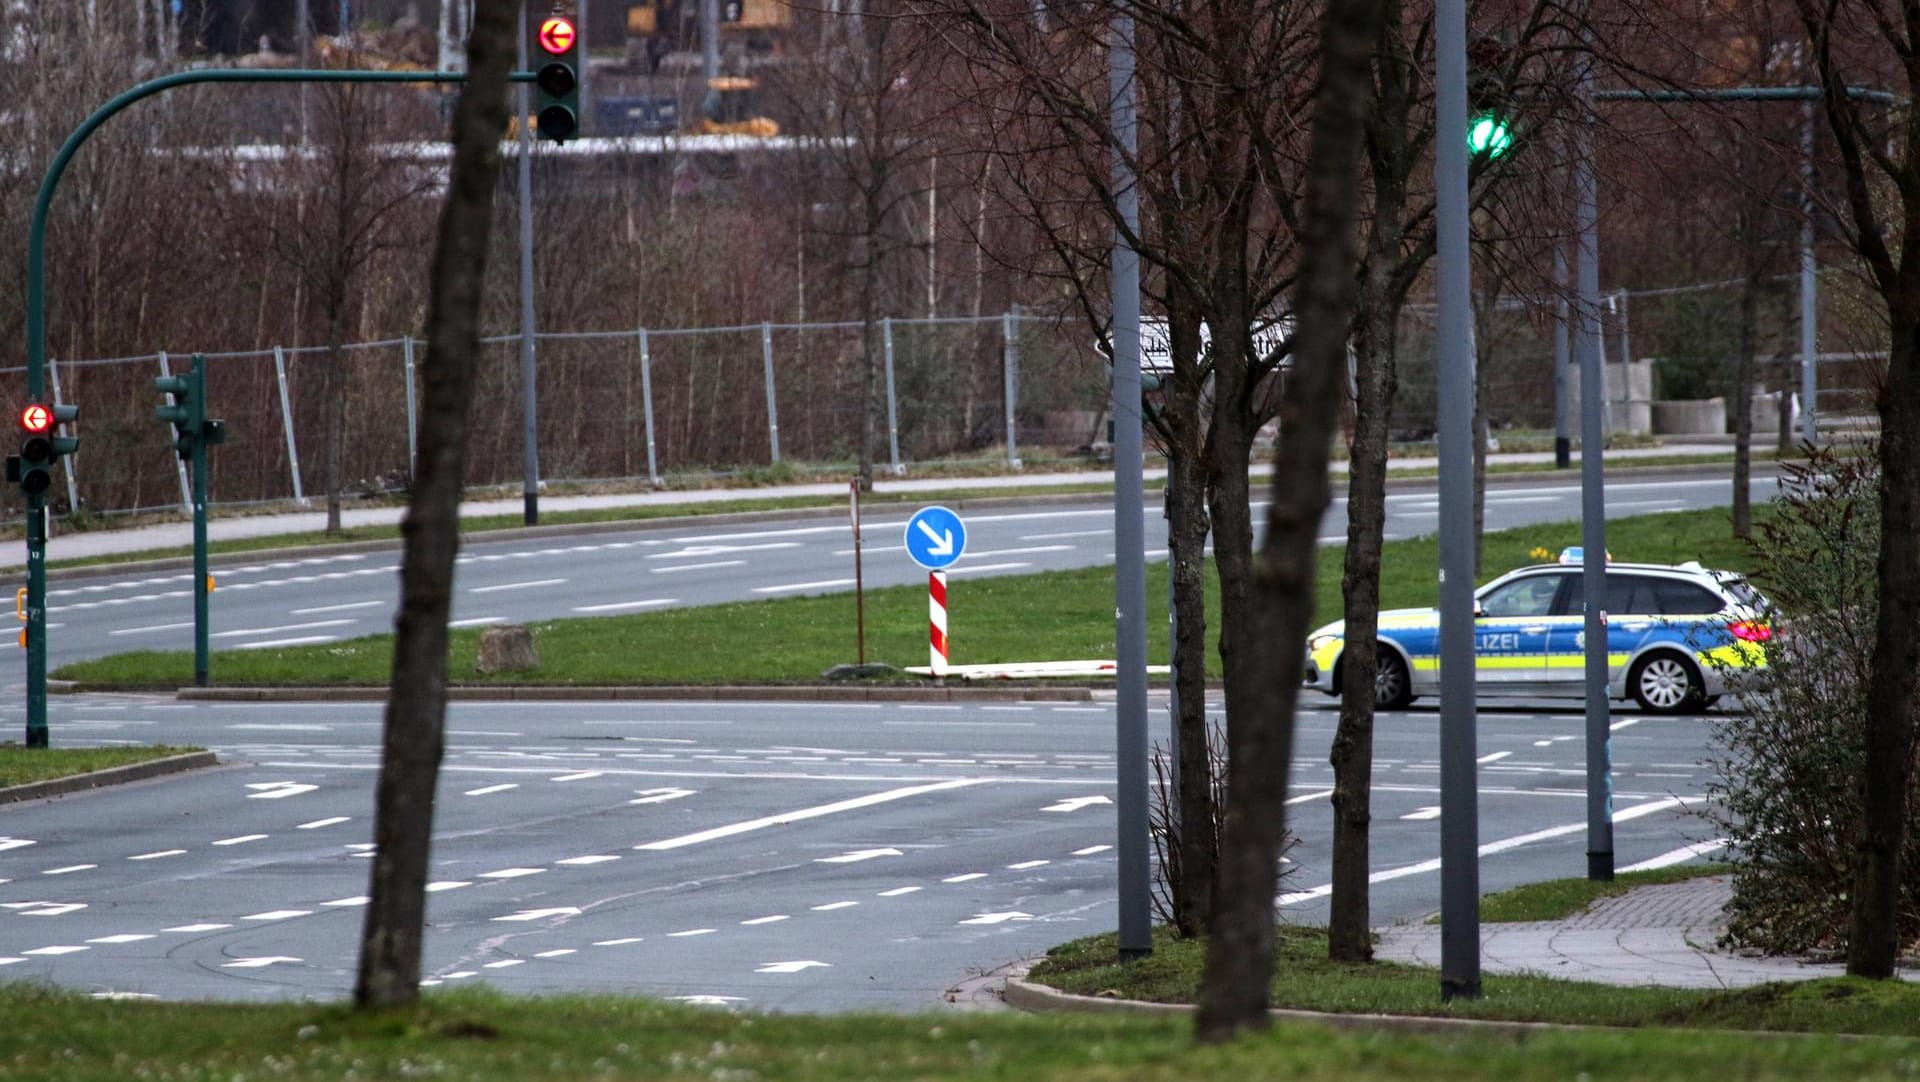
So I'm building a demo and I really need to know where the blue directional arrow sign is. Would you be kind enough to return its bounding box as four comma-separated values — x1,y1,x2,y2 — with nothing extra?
904,505,967,571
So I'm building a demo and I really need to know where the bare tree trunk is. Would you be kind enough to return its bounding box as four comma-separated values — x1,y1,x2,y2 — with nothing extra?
1195,0,1383,1040
1167,408,1214,935
353,0,517,1011
324,298,349,534
858,207,882,491
1731,264,1761,539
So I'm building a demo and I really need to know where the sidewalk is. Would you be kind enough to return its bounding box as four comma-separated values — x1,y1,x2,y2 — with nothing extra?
12,442,1736,570
1374,875,1918,989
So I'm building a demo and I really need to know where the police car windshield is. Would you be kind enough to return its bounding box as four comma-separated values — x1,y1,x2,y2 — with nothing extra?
1718,576,1766,610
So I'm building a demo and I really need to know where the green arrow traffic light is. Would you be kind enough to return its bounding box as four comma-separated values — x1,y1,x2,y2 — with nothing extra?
1468,111,1514,159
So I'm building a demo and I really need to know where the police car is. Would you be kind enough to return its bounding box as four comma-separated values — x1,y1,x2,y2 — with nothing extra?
1302,549,1769,715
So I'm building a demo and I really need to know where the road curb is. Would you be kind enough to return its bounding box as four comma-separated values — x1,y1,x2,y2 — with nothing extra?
0,751,219,805
163,684,1095,704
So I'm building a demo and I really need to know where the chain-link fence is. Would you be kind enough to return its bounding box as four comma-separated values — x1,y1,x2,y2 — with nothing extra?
6,310,1112,525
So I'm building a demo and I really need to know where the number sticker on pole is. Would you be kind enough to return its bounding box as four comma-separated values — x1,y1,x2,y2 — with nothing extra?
903,505,966,571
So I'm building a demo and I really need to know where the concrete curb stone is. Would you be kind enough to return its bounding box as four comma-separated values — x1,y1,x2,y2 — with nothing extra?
0,751,219,805
161,684,1094,704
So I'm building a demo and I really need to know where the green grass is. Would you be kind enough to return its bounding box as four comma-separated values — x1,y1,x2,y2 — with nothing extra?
1468,863,1736,923
0,984,1912,1082
1027,925,1920,1037
54,507,1761,688
0,745,203,787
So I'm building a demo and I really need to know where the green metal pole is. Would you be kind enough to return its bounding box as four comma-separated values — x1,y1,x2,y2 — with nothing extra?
192,354,210,689
22,68,534,745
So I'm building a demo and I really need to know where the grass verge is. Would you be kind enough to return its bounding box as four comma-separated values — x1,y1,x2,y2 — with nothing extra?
0,984,1912,1082
0,745,204,787
55,506,1762,688
1027,925,1920,1037
1470,863,1736,923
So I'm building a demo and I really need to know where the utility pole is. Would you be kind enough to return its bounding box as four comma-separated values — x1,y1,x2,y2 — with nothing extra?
1577,42,1614,885
517,6,541,525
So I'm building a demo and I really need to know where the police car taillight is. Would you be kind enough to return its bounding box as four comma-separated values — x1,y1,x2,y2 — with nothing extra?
1728,620,1772,643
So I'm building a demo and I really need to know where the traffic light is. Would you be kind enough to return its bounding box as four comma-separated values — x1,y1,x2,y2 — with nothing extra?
1467,37,1515,161
155,370,201,458
12,403,58,497
534,14,581,142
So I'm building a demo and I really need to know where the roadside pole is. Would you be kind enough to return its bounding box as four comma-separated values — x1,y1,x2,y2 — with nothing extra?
928,572,948,682
850,479,865,665
1576,47,1614,884
190,354,211,688
517,7,541,526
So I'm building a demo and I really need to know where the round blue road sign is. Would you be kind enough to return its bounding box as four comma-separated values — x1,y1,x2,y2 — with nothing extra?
904,505,967,571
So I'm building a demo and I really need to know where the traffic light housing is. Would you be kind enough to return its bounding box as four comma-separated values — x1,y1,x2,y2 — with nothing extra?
534,15,581,142
13,403,56,497
155,371,201,458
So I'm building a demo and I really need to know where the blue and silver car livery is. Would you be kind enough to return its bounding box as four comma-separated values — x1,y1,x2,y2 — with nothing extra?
1302,551,1768,714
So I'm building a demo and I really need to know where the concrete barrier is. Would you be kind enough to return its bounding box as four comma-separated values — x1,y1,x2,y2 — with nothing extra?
1651,397,1727,436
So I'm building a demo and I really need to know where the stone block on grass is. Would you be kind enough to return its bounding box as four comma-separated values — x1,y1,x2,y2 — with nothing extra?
476,625,540,675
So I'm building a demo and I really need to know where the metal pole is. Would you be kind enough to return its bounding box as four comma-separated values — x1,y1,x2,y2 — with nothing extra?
47,357,79,515
1164,481,1181,810
1553,246,1570,468
762,322,782,463
1799,99,1819,445
639,328,661,486
576,0,590,134
1109,12,1151,962
517,7,540,526
702,0,719,85
882,317,902,474
158,352,192,516
1002,305,1022,469
400,336,417,485
1576,48,1616,884
191,354,211,690
273,345,306,504
1434,0,1481,1001
24,496,45,746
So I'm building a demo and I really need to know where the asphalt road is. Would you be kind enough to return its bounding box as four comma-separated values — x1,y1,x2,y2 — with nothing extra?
40,470,1775,668
0,694,1722,1007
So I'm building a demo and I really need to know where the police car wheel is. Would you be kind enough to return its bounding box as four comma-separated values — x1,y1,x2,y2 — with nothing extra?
1374,650,1414,710
1629,653,1703,715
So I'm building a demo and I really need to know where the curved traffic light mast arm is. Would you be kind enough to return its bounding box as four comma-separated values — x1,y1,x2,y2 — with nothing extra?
25,68,536,399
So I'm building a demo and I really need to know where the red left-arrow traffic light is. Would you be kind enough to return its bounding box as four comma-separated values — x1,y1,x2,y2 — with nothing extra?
538,16,576,55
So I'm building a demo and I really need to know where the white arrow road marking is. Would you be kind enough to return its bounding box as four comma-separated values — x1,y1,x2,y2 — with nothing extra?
755,960,830,974
163,923,231,933
916,520,956,556
493,907,582,922
246,782,319,800
814,847,903,864
222,957,302,969
630,787,695,805
959,911,1033,925
1042,796,1112,813
87,934,155,944
635,780,985,851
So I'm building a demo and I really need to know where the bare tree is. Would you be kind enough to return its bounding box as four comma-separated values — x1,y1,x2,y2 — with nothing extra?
354,0,518,1010
1195,0,1384,1039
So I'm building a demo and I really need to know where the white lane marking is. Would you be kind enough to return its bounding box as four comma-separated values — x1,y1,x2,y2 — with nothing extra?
751,578,856,594
534,949,577,958
238,636,338,649
876,887,922,897
479,868,545,880
1072,845,1113,856
163,923,231,933
942,873,988,883
231,724,332,732
242,910,312,921
593,937,645,946
943,562,1032,576
21,904,86,916
756,960,830,973
1041,795,1111,813
222,957,302,969
634,779,986,851
441,971,477,980
552,771,603,782
292,600,385,615
22,945,88,955
652,561,747,574
1018,529,1110,540
495,907,581,922
0,839,35,853
668,928,715,937
109,621,195,637
471,578,568,594
572,599,678,613
86,934,156,944
42,865,95,876
1610,718,1641,732
1280,796,1701,905
91,991,157,999
450,617,506,628
740,915,789,926
556,855,620,866
672,995,745,1006
0,958,30,966
213,835,269,846
1006,860,1050,870
1285,788,1335,806
322,897,370,907
1400,807,1443,821
959,911,1032,925
1477,751,1513,764
465,784,519,796
297,817,350,830
213,619,355,639
425,882,471,892
648,541,804,560
630,787,696,804
958,545,1075,559
247,781,319,799
483,959,526,969
814,847,902,864
1620,839,1729,872
810,901,859,911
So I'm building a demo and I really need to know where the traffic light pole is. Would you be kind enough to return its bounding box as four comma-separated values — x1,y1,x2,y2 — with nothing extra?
21,68,535,746
190,355,212,688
